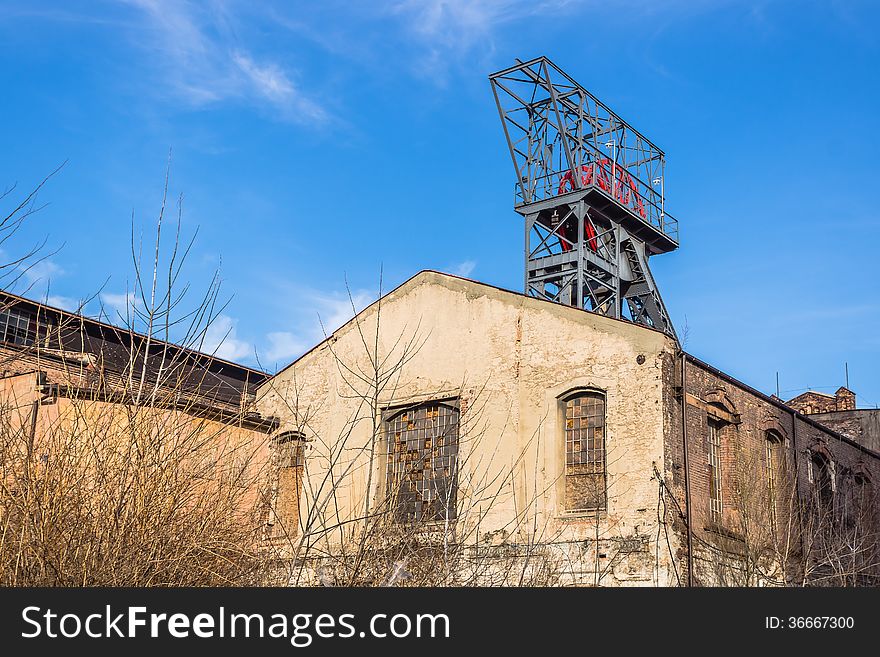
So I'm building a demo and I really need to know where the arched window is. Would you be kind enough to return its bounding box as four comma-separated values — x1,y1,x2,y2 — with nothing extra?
707,418,723,523
765,430,784,533
810,452,834,518
703,390,738,526
849,472,872,526
562,390,606,512
385,400,460,524
268,431,305,539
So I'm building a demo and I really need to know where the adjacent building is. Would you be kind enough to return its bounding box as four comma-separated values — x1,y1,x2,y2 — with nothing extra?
0,290,279,546
785,388,880,454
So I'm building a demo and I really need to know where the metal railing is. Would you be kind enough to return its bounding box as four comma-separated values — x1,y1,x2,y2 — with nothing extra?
514,162,678,244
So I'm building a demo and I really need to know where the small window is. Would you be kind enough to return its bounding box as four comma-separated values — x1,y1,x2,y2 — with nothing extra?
268,432,305,538
811,453,834,517
852,473,870,501
0,307,32,346
563,390,607,512
842,472,871,528
708,419,723,523
385,400,460,524
851,473,872,524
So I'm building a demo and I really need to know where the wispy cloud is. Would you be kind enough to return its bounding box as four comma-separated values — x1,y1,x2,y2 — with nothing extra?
384,0,755,80
314,289,376,336
201,314,252,362
255,285,377,368
45,294,80,312
264,331,308,363
83,281,375,368
387,0,575,78
231,51,327,123
94,290,256,363
99,291,136,320
115,0,327,124
21,258,64,286
450,260,476,277
392,0,533,43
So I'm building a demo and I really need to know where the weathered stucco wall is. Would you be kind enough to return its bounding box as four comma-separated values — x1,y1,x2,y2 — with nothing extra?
257,271,682,586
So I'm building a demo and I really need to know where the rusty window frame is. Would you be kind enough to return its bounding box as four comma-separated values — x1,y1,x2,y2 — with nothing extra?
384,400,460,524
562,390,607,512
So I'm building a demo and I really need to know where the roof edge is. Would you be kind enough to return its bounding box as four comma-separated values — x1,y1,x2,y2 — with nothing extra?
685,353,880,460
268,269,674,379
0,289,269,378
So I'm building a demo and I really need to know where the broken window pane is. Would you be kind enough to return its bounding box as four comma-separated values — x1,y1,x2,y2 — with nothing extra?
564,391,606,511
0,307,32,346
385,400,460,524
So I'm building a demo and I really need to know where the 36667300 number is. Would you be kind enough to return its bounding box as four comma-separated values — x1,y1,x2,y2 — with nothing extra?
765,616,854,629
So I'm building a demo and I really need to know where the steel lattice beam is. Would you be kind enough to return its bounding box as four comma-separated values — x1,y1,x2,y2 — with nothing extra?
490,57,679,339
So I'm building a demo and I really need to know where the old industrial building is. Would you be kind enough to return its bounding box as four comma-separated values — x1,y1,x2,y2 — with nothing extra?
256,271,880,586
0,289,272,427
253,57,880,586
785,388,880,454
3,56,877,587
0,289,280,560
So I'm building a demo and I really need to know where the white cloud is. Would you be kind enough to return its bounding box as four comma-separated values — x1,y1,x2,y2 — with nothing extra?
232,51,327,123
96,293,255,363
201,314,252,362
100,291,136,319
121,0,327,124
394,0,518,42
254,286,377,369
386,0,738,79
314,289,375,336
265,331,308,363
388,0,570,77
232,51,295,103
45,295,80,312
21,258,64,285
451,260,476,277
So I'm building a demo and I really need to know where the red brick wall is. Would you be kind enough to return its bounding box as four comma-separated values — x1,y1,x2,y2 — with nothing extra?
663,353,880,585
786,388,856,415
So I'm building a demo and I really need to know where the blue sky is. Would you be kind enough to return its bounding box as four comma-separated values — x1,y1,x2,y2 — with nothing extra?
1,1,878,407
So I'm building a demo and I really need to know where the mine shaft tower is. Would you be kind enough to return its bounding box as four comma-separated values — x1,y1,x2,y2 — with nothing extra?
489,57,678,337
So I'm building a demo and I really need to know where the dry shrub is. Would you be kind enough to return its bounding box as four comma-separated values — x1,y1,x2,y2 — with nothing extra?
0,395,267,586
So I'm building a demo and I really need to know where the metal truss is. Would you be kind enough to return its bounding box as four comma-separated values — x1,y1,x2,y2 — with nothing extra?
490,56,678,338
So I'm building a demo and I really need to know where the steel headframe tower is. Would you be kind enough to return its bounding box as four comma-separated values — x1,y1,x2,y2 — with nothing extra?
489,56,679,338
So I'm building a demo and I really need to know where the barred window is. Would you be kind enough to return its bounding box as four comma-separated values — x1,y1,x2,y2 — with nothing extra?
0,307,32,346
563,391,606,511
268,432,305,538
385,400,459,524
708,419,723,523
